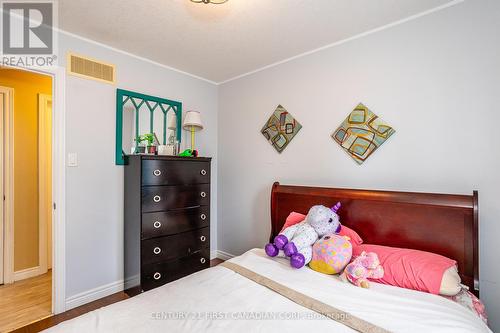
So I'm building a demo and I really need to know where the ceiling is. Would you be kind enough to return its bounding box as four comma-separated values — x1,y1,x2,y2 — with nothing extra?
59,0,454,83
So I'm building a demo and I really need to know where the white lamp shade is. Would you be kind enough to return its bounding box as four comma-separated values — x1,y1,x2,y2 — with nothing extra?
183,110,203,131
167,114,177,130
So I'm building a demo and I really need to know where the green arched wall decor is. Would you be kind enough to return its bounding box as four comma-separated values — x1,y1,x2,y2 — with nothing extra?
115,89,182,165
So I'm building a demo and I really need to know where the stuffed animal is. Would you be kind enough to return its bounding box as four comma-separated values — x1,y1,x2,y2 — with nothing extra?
309,234,352,275
342,251,384,288
179,149,198,157
265,203,342,268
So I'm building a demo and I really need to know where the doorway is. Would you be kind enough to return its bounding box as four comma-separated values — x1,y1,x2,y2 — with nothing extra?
0,67,54,331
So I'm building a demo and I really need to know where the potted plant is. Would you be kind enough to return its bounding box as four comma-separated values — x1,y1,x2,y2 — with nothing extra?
134,135,146,154
143,133,157,155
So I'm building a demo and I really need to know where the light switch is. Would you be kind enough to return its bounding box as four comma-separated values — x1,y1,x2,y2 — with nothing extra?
68,153,78,167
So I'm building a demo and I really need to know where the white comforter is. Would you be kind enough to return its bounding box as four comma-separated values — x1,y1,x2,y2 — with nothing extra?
45,249,491,333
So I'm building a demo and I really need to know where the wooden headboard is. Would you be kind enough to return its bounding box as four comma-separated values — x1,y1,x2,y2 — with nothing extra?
270,182,479,296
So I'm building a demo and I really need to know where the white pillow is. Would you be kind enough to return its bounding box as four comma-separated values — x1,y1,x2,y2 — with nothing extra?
440,266,462,296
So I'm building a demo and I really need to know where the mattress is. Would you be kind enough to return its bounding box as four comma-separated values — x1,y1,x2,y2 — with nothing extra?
45,249,491,333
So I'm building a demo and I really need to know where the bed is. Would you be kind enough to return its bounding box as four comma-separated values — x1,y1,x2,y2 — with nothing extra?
45,183,489,333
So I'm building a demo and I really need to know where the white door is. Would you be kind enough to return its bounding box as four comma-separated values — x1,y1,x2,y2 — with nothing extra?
38,94,52,273
0,91,4,285
0,86,13,285
46,99,52,270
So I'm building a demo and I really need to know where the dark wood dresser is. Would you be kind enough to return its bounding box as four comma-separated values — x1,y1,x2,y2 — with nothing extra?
124,155,211,295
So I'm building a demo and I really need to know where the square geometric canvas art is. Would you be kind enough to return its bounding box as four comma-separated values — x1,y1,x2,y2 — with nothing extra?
261,105,302,153
332,103,395,164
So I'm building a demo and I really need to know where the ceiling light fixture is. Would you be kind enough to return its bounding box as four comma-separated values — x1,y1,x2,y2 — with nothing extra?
190,0,228,4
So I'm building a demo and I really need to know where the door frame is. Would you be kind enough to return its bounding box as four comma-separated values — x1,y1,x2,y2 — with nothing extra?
0,87,7,284
0,86,14,285
1,65,66,314
38,94,52,274
0,90,3,285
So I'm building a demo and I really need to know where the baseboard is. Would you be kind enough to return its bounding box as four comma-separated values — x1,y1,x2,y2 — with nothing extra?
124,274,140,291
66,279,124,311
210,250,217,260
216,250,235,261
65,250,234,310
14,266,45,281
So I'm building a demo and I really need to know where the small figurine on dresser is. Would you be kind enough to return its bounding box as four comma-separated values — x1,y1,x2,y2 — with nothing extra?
265,203,342,268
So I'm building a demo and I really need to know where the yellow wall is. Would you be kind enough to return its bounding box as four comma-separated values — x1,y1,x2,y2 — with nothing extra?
0,68,52,271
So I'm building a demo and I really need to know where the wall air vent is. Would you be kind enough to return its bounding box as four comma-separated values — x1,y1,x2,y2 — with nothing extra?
67,52,116,84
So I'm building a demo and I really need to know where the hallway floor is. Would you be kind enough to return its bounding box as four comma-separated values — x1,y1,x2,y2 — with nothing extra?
0,271,52,332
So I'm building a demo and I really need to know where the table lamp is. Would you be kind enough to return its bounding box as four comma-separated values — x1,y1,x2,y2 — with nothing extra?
167,113,177,145
183,110,203,152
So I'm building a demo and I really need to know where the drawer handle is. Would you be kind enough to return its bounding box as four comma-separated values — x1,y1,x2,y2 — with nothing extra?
200,169,207,176
153,221,162,229
200,192,207,198
153,247,162,255
200,214,207,221
153,272,161,280
153,169,162,177
153,195,161,203
200,258,206,264
200,236,206,242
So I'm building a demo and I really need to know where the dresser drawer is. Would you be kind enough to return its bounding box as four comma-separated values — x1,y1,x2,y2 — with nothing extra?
141,184,210,212
141,227,209,265
142,206,209,239
142,160,210,186
141,249,210,291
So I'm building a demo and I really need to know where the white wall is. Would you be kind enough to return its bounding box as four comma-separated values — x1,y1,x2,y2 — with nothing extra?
58,33,218,303
218,0,500,330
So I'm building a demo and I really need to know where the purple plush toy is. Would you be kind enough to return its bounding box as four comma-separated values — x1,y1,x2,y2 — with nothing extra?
265,203,342,268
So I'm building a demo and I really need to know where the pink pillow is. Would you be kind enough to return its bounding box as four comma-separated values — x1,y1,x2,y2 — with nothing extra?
338,226,364,247
280,212,363,246
353,244,457,295
281,212,307,230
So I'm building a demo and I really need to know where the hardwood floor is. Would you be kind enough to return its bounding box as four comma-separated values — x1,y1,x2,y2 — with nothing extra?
13,258,225,333
210,258,224,267
0,271,52,333
12,292,130,333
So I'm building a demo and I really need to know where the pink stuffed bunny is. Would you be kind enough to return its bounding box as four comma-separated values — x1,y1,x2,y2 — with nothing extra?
342,251,384,288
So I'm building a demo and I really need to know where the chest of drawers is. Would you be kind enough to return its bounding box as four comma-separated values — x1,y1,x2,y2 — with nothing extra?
124,155,211,295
